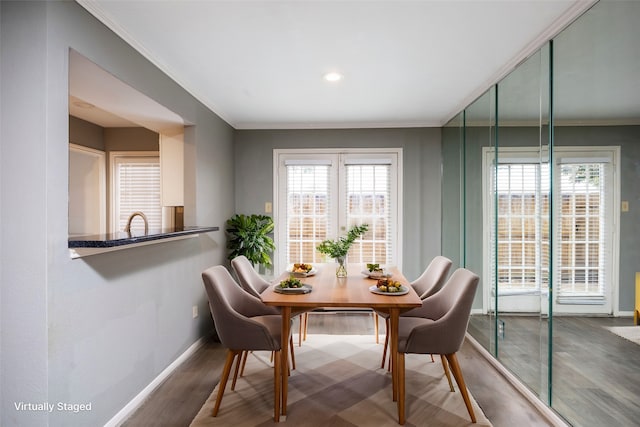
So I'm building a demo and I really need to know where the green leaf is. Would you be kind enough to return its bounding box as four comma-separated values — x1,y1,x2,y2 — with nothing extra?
225,214,275,268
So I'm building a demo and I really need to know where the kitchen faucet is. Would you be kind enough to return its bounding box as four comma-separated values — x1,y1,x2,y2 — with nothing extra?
124,211,149,234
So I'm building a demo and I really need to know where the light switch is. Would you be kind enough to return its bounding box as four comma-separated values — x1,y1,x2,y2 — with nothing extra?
265,202,273,213
621,200,629,212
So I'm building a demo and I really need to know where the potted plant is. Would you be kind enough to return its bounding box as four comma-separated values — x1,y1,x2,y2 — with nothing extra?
316,224,369,277
226,214,276,272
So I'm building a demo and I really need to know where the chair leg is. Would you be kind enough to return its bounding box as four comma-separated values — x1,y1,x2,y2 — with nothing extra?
239,350,249,377
445,353,476,423
289,336,296,370
213,350,237,416
303,312,309,341
273,350,281,422
381,317,390,369
231,351,243,391
440,354,454,392
373,311,379,344
298,314,304,346
430,354,435,363
397,351,406,425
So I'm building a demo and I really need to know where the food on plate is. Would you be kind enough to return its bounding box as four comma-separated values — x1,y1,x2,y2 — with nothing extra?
366,263,380,272
293,263,313,273
279,276,303,289
376,278,403,293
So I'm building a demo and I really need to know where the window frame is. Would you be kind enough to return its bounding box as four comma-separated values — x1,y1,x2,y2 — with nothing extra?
273,148,402,274
109,150,161,234
481,145,620,315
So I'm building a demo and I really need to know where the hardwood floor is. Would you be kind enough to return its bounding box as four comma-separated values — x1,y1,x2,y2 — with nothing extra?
122,312,558,427
469,315,640,427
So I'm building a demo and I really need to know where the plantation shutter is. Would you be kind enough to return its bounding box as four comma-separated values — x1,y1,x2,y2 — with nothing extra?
113,155,162,233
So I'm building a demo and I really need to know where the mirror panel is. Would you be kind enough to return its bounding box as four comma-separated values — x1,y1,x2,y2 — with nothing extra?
494,44,550,401
441,112,464,270
551,0,640,425
463,87,497,356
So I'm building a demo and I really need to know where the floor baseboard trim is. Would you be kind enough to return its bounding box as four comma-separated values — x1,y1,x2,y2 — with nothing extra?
104,336,207,427
465,332,569,427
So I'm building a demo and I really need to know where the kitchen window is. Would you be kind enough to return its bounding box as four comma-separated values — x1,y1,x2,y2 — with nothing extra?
110,151,161,233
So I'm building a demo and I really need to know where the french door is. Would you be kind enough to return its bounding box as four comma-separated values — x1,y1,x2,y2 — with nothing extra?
274,149,402,273
551,147,619,314
484,147,619,314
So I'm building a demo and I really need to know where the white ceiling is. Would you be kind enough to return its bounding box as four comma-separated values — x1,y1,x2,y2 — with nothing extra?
77,0,594,129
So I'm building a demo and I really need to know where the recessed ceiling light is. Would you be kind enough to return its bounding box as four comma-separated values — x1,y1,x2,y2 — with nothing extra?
323,72,343,82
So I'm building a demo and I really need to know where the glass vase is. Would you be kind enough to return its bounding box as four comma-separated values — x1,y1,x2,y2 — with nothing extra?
335,256,347,277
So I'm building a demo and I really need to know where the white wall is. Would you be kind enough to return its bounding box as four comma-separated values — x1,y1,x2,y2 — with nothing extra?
1,2,234,426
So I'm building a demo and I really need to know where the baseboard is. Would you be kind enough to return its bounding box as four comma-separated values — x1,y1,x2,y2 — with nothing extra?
465,333,569,427
104,336,207,427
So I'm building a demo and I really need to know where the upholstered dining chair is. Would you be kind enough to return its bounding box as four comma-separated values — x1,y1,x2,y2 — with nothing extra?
202,265,289,421
232,255,306,351
379,255,453,369
396,267,479,424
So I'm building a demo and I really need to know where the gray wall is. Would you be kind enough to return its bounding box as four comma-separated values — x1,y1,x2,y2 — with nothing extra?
234,127,442,281
104,127,159,152
0,2,234,426
69,116,104,150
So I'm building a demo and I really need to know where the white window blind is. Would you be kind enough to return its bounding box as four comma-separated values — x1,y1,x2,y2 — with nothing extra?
112,154,161,233
344,163,392,264
285,164,331,263
491,161,549,295
555,162,610,304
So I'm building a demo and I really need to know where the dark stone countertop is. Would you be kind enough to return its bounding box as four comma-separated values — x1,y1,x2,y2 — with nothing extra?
68,226,219,248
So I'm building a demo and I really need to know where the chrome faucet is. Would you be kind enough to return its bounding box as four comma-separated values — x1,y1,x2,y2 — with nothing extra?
124,211,149,234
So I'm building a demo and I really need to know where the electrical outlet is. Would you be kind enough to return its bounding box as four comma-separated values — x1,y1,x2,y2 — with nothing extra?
192,305,198,318
265,202,272,213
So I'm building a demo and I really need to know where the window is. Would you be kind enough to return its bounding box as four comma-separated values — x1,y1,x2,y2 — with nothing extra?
110,151,161,233
483,146,619,314
554,152,616,307
275,149,402,272
493,161,549,294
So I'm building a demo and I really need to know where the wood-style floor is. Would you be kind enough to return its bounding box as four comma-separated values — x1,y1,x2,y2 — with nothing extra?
468,315,640,427
123,312,554,427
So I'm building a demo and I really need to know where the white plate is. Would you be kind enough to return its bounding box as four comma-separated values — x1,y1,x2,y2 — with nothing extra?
368,285,409,296
274,284,313,294
286,268,317,277
362,269,392,279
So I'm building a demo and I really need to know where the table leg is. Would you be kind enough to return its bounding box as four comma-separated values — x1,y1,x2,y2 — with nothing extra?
390,308,399,402
281,306,291,417
398,352,406,424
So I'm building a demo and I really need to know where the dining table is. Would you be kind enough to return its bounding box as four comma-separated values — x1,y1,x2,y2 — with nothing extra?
261,263,422,424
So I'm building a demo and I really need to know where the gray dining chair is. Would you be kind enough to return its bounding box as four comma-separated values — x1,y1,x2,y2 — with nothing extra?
202,265,289,421
232,255,305,351
396,267,479,424
379,255,453,369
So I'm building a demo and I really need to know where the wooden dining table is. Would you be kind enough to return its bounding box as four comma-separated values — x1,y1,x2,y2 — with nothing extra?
261,263,422,424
